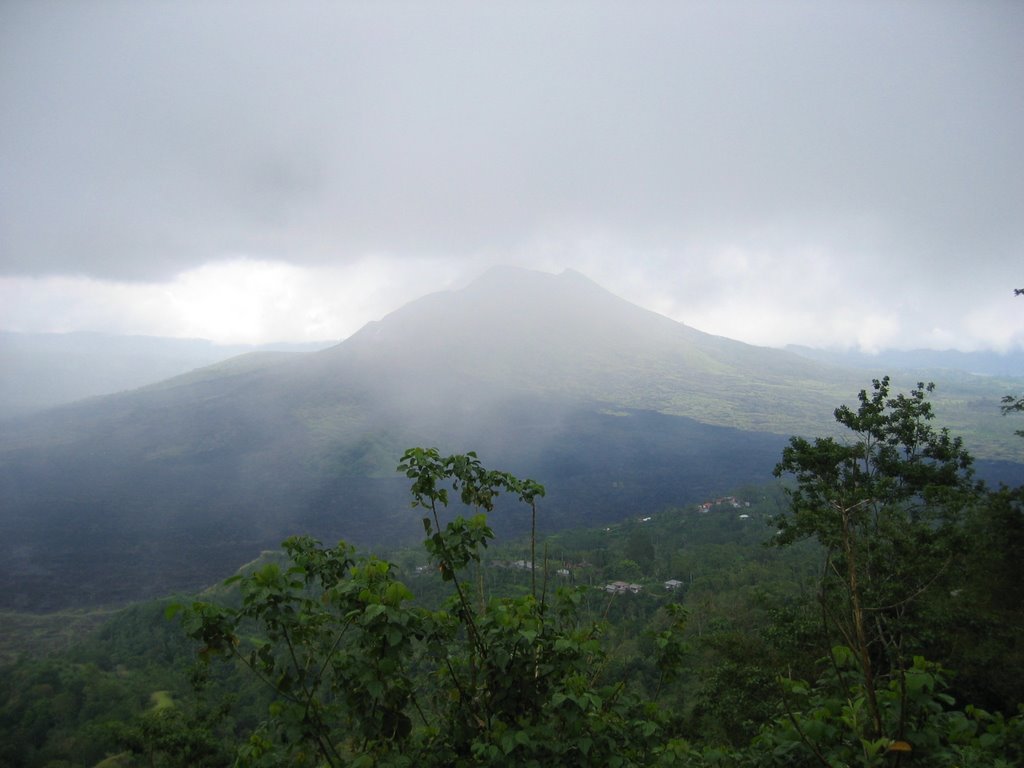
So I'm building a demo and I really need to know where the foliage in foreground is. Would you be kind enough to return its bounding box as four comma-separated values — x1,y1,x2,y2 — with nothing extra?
179,449,677,766
176,383,1024,767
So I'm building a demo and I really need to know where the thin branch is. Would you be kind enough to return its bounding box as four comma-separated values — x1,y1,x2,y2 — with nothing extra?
864,555,952,613
429,500,486,659
776,679,833,768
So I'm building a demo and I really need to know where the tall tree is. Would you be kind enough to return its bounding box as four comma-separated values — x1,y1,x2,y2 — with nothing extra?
772,377,975,739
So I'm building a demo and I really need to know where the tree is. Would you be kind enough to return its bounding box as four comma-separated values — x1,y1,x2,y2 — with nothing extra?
1001,395,1024,438
177,449,684,767
772,377,975,741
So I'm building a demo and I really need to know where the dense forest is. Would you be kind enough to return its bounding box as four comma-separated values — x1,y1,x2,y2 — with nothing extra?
1,378,1022,766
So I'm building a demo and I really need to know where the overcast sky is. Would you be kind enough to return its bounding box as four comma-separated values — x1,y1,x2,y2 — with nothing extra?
1,1,1022,352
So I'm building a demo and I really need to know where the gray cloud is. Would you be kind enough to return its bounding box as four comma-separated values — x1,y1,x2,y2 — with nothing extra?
1,1,1022,349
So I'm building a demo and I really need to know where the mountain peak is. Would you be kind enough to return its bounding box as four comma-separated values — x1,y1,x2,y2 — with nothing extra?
455,266,637,317
464,265,602,292
335,264,760,403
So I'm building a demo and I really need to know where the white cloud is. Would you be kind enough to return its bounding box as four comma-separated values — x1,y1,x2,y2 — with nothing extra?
1,253,1021,353
963,302,1024,354
0,257,464,345
1,3,1022,352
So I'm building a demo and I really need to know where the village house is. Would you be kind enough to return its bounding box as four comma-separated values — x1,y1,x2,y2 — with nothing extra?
605,580,643,594
696,495,751,512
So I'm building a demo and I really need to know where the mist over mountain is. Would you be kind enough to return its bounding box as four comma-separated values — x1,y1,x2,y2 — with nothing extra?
0,332,336,421
787,344,1024,378
1,268,1021,611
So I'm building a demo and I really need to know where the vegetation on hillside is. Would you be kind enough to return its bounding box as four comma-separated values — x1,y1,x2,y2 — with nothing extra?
1,378,1022,766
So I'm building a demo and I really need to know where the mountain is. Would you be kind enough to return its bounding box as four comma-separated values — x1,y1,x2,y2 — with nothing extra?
1,267,1021,611
335,267,848,432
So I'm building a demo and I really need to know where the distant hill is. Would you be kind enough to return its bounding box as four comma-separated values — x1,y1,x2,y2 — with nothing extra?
1,268,1021,611
0,331,336,421
786,345,1024,378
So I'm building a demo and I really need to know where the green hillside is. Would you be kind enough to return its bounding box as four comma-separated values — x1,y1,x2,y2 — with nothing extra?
1,433,1020,767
